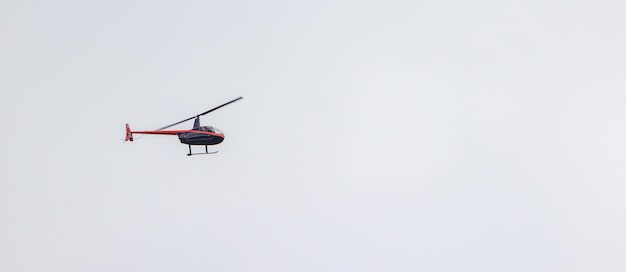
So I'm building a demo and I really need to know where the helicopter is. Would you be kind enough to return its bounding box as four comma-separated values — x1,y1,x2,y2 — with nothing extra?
125,96,243,156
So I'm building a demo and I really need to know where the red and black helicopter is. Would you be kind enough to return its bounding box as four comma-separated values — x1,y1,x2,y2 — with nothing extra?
125,96,243,156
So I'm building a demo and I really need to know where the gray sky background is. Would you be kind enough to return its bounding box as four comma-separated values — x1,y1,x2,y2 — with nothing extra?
2,0,626,271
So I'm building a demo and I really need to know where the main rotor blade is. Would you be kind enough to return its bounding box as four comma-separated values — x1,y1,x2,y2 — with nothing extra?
156,96,243,131
197,96,243,117
156,116,196,131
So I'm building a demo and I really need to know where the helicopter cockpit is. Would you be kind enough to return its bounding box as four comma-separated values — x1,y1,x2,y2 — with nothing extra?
196,126,223,134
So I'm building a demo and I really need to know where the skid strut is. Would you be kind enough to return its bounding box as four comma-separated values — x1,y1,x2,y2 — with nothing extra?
187,145,218,156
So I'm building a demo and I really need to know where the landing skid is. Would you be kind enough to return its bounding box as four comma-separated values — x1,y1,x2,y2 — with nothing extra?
187,145,218,156
187,151,218,156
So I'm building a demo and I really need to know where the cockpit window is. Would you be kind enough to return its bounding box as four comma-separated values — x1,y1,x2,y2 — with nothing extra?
196,126,222,134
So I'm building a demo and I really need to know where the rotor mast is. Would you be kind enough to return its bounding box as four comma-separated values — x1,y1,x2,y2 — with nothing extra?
193,116,201,129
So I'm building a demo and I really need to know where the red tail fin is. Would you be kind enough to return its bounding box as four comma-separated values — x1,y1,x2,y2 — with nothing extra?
125,124,134,141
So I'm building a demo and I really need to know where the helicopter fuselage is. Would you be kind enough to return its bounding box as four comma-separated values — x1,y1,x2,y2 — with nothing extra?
177,130,224,145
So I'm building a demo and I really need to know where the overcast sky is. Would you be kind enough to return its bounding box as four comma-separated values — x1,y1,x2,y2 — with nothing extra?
2,0,626,271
